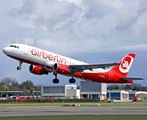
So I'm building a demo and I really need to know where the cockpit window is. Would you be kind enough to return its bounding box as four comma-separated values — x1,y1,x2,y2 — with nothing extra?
10,45,19,49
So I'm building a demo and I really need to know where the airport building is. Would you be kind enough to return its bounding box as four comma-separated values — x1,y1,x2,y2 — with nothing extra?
142,95,147,102
129,91,136,100
80,80,107,100
41,80,107,100
107,90,147,101
129,91,147,100
41,85,80,99
107,90,129,100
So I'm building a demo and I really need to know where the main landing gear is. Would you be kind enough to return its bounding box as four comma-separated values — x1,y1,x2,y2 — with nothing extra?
69,77,76,83
17,61,23,70
53,73,59,84
52,73,76,84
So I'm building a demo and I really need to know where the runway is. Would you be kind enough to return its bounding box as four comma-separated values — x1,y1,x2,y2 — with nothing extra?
0,107,147,117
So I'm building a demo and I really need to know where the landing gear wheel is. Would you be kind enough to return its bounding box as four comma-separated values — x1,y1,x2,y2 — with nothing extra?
17,66,21,70
17,61,23,70
53,78,59,84
53,72,59,84
69,78,76,83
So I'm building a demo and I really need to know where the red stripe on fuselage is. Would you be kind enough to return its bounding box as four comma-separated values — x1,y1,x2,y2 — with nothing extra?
82,72,133,83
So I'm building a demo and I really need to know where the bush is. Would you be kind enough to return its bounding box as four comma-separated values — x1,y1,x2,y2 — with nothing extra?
0,98,100,103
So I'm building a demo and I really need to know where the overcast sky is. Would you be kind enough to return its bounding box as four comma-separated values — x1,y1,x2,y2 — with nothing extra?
0,0,147,86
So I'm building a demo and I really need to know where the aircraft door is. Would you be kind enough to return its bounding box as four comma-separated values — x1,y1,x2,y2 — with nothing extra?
24,46,29,55
23,46,32,61
108,71,113,80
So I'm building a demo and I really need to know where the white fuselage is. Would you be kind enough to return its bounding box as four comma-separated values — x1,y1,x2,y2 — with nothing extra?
3,44,105,73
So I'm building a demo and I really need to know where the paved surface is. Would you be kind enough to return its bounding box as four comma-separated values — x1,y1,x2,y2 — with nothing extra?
0,107,147,117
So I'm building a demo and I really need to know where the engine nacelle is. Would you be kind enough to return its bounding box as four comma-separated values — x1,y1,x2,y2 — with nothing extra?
53,63,70,74
29,65,48,75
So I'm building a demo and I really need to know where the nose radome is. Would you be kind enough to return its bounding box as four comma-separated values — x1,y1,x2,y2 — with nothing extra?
3,47,8,55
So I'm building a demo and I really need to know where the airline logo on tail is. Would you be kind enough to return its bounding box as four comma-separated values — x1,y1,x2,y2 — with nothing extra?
119,55,134,73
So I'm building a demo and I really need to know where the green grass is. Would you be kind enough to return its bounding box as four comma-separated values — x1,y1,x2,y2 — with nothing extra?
0,116,147,120
0,102,147,109
97,102,147,107
0,103,61,109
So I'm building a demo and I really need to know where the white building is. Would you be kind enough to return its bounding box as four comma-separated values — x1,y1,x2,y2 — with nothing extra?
107,90,129,100
129,91,147,100
41,85,80,99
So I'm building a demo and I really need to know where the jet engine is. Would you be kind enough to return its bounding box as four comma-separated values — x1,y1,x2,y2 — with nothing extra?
29,65,48,75
53,63,70,74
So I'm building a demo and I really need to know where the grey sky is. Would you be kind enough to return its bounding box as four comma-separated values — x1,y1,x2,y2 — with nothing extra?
0,0,147,86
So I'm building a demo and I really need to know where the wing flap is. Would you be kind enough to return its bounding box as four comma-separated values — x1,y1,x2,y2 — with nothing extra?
69,62,120,73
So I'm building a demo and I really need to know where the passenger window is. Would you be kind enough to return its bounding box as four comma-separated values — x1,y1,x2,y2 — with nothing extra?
17,46,19,49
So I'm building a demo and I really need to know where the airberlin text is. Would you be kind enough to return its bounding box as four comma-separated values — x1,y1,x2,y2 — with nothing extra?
31,49,66,64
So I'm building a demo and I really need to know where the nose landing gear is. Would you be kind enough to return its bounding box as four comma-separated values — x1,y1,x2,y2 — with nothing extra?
17,61,23,70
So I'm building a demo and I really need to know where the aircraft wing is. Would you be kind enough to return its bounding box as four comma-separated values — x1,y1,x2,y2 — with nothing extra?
119,77,144,80
69,62,120,73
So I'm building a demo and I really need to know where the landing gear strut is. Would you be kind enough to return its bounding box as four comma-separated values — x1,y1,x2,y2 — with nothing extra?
17,61,23,70
53,73,59,84
69,77,76,83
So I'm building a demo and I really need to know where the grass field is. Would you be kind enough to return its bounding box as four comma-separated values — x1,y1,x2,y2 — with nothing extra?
0,116,147,120
0,102,147,109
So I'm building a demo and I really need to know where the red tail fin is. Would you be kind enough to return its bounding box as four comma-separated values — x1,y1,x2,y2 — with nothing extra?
111,53,136,77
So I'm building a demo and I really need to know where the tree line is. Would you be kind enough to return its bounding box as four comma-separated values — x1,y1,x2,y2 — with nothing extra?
0,77,41,92
107,83,147,91
1,77,147,92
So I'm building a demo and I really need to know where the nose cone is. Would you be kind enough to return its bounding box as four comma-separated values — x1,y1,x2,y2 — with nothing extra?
3,47,9,55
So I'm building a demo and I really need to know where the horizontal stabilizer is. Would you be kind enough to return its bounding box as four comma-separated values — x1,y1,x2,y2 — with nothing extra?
119,77,144,80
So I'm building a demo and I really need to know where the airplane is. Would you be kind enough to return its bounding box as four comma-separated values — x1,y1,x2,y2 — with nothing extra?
3,44,143,84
